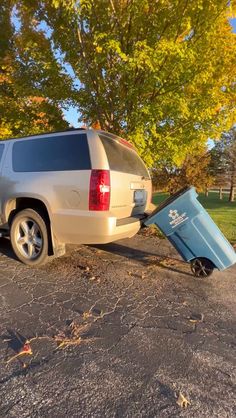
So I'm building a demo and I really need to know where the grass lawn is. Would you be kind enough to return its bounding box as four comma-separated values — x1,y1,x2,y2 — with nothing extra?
152,191,236,244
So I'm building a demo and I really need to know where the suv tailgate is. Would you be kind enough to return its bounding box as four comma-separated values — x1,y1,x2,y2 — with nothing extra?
99,133,152,219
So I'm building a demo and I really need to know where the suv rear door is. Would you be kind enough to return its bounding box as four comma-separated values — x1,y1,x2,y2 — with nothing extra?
99,133,152,219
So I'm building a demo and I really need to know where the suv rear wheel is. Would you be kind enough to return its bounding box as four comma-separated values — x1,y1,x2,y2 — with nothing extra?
10,208,49,266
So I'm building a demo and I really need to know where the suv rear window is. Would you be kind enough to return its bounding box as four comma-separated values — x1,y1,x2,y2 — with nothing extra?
99,134,149,177
12,134,91,172
0,144,4,163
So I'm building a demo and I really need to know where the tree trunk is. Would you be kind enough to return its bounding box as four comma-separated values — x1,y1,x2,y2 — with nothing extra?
229,166,235,202
219,187,223,200
205,188,209,197
229,185,235,202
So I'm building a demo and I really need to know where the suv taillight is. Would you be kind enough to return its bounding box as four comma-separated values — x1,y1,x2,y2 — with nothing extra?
89,170,110,211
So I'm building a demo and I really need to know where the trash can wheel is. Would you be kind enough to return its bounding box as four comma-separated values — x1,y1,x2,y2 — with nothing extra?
190,258,215,278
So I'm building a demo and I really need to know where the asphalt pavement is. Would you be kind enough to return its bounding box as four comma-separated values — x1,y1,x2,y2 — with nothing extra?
0,230,235,417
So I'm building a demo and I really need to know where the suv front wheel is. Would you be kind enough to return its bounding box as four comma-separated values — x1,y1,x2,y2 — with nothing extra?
10,208,49,266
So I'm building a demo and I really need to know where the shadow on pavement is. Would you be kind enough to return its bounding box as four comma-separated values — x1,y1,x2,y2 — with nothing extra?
1,329,27,353
0,238,18,262
91,242,193,277
0,236,193,277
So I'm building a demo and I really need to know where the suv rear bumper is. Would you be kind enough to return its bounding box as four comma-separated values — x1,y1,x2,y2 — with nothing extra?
52,210,143,244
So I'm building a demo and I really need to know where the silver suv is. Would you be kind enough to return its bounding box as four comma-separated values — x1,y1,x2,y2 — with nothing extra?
0,129,152,266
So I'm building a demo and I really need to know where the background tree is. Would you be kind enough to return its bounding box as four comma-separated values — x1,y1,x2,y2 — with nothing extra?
152,149,213,194
209,128,236,202
209,143,228,199
9,0,236,165
0,0,70,139
227,129,236,202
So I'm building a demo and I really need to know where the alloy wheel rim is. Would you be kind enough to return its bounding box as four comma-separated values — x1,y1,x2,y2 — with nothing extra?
15,219,43,260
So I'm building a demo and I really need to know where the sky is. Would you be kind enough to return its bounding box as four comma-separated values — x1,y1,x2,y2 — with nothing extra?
63,107,81,128
231,17,236,32
63,18,236,128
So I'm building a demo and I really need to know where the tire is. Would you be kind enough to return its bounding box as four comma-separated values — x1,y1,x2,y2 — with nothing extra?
10,208,49,266
190,257,215,278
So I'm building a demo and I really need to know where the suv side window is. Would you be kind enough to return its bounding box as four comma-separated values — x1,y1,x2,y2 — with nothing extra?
0,144,4,164
12,134,91,172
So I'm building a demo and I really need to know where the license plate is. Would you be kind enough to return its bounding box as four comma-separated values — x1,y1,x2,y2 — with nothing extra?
134,190,145,204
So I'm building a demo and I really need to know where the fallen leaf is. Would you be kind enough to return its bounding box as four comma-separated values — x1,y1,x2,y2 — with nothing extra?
55,336,82,349
188,313,204,323
21,343,32,354
6,345,33,364
70,321,89,337
53,321,90,349
83,311,93,320
177,392,190,408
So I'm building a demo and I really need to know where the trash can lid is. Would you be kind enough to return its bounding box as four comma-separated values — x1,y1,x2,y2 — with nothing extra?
151,186,194,216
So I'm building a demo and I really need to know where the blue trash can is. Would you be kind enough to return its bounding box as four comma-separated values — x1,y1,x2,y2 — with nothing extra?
144,187,236,277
